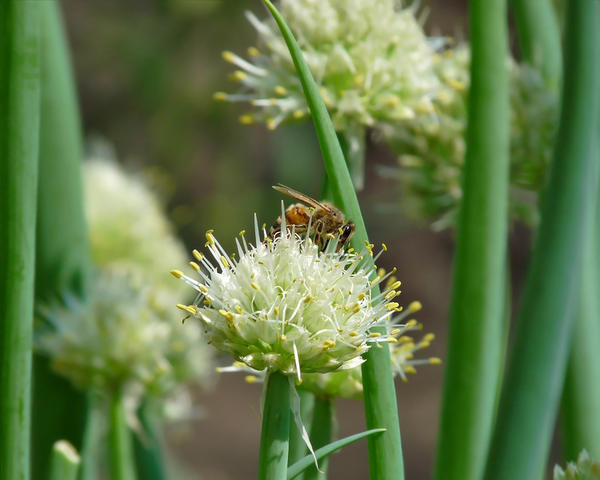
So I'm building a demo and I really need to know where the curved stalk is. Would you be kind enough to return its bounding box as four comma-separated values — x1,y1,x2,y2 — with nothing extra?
511,0,563,88
434,0,510,479
484,0,600,477
262,2,404,477
0,2,41,480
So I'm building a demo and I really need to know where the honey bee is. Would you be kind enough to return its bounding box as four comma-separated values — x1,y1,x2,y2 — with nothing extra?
270,184,355,250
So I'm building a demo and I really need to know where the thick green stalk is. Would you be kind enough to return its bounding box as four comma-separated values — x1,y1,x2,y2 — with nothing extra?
484,1,600,478
78,393,100,480
0,2,41,480
132,401,167,480
511,0,562,88
258,371,290,480
49,441,80,480
561,218,600,460
434,1,510,479
288,390,314,472
263,3,404,478
109,391,137,480
31,2,91,478
303,396,333,480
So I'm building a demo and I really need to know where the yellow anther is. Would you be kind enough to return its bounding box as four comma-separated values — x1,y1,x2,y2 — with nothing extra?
192,249,204,261
399,335,412,343
385,302,400,311
293,109,305,119
378,267,386,277
406,319,418,328
322,340,336,349
369,332,382,338
232,70,247,81
353,74,365,86
234,305,243,314
274,307,279,315
221,50,236,63
424,333,435,342
358,293,366,300
170,269,184,279
384,96,399,107
419,341,431,348
390,328,401,335
405,365,417,374
218,309,235,322
189,261,201,272
326,233,336,239
239,229,246,236
177,304,197,315
388,280,402,290
274,85,287,96
233,361,246,367
304,296,313,303
251,282,260,290
205,230,215,244
385,290,398,300
213,91,228,101
220,256,230,268
409,301,422,313
245,375,259,384
416,102,434,114
247,46,260,57
347,248,355,253
239,114,254,125
387,336,398,343
349,331,359,337
352,304,361,313
266,118,277,130
203,298,211,305
429,357,442,365
280,334,286,341
447,78,466,91
197,284,208,293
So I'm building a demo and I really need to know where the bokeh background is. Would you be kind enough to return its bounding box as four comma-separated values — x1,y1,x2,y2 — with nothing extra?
60,1,537,478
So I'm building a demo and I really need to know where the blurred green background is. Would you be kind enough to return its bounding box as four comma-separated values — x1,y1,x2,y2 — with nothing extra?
60,1,536,478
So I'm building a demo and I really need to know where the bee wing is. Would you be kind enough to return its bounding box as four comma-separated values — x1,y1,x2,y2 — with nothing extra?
272,184,335,212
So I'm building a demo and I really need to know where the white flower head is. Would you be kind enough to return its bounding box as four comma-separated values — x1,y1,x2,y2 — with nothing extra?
173,214,408,379
37,270,209,399
553,450,600,480
216,0,439,131
383,44,558,229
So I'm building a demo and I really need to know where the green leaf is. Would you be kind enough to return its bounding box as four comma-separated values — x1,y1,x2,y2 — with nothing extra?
484,0,600,478
109,391,137,480
31,2,92,478
262,2,404,477
0,2,41,480
287,428,385,480
434,1,510,479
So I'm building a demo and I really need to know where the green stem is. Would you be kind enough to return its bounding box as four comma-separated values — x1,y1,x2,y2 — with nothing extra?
0,2,41,480
32,1,91,478
288,390,315,472
484,1,600,478
49,441,80,480
258,371,290,480
263,2,404,477
304,397,334,480
78,393,100,480
511,0,563,89
434,0,510,479
132,400,167,480
560,179,600,461
109,391,137,480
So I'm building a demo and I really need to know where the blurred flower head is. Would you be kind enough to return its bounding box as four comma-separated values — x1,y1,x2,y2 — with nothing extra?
383,44,558,230
216,0,439,132
553,450,600,480
37,148,213,403
84,148,187,294
37,270,210,400
172,216,413,379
